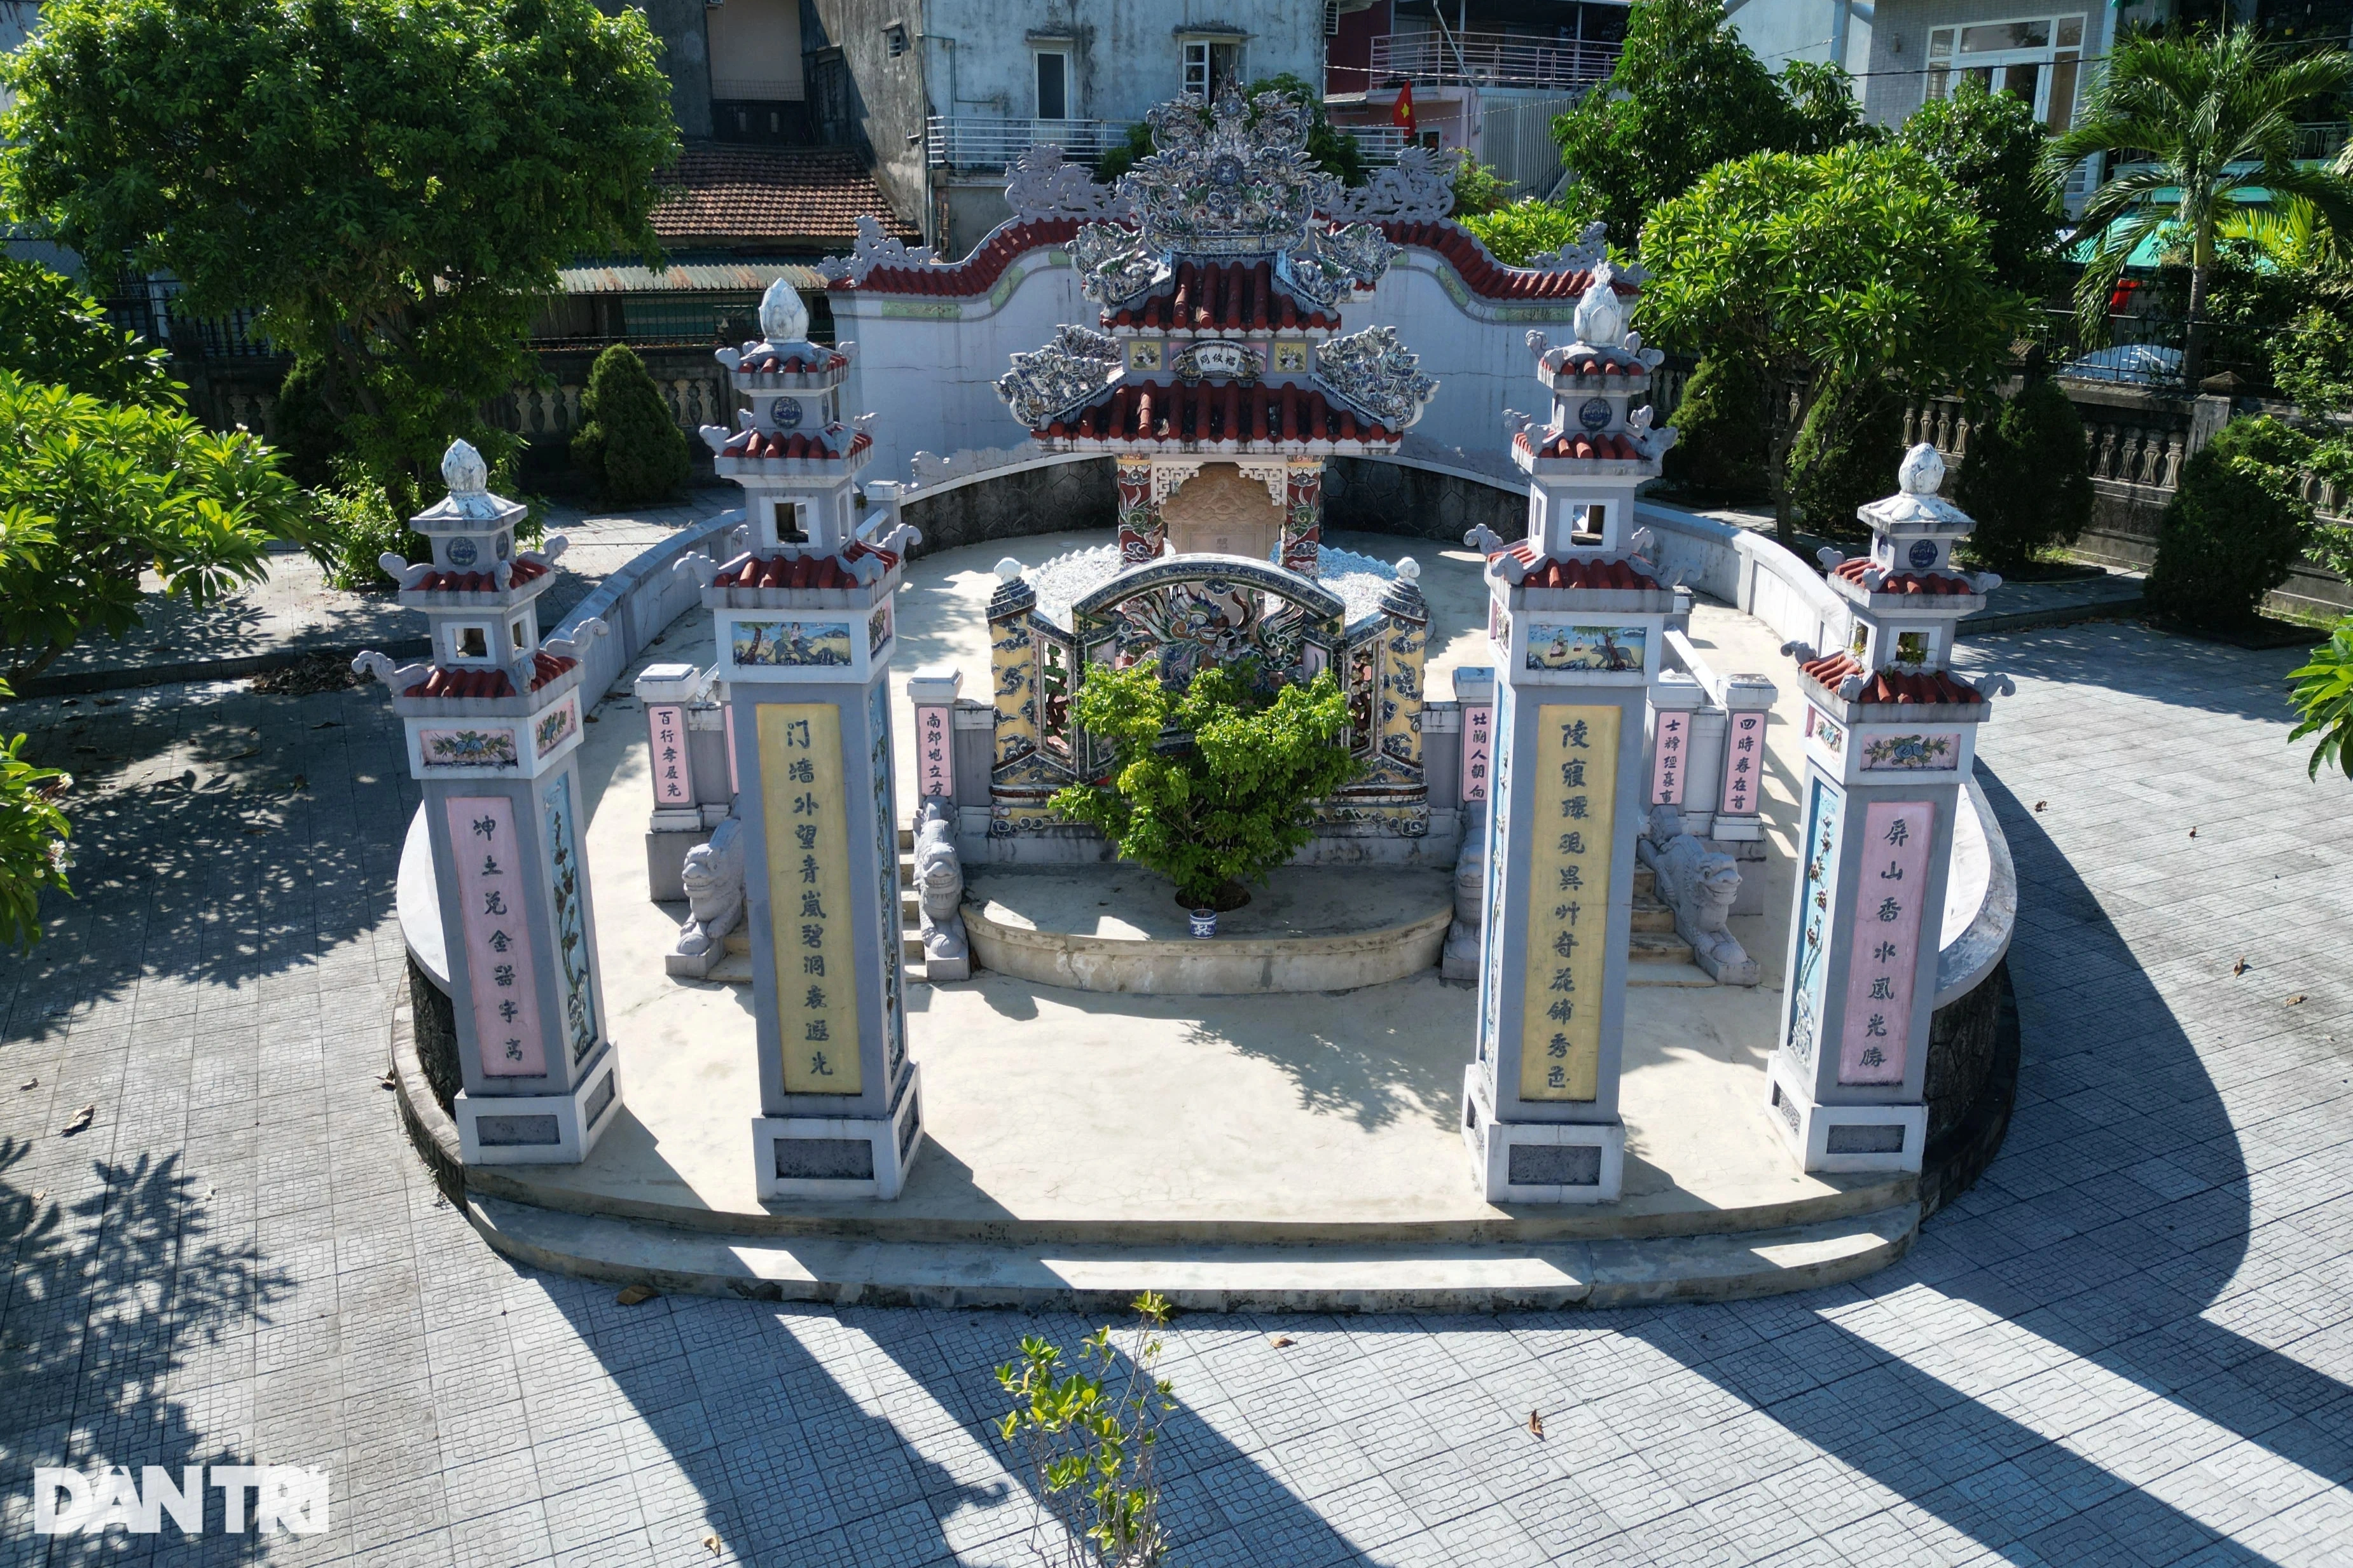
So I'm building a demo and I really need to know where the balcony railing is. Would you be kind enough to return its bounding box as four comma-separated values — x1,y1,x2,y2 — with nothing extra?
1342,126,1409,165
1368,31,1620,92
926,116,1135,170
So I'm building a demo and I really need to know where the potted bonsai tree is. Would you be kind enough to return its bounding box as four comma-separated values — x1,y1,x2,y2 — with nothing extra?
1050,659,1359,932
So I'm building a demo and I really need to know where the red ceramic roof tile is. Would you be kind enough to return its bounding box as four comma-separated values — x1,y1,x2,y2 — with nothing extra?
651,146,916,249
1800,651,1982,705
735,350,850,375
1516,429,1643,462
1496,541,1658,590
1830,557,1977,596
845,218,1084,296
403,653,576,700
1377,221,1643,302
1105,259,1341,332
711,539,901,591
411,558,548,595
717,427,873,462
1037,380,1393,446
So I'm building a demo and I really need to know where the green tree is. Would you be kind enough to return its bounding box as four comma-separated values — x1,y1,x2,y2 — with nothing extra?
0,371,303,682
1449,152,1512,218
0,259,179,408
995,1293,1176,1568
1952,367,2095,573
1096,74,1365,188
1786,375,1907,539
1641,142,2034,542
1459,198,1585,266
1,0,679,514
1051,661,1360,911
1898,76,2066,297
2288,616,2353,780
2045,26,2353,387
1659,352,1772,501
1554,0,1865,248
572,345,691,506
2144,415,2314,629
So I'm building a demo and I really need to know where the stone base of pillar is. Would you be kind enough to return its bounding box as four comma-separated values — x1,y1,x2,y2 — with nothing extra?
1764,1058,1926,1174
454,1054,621,1166
644,825,712,904
1459,1068,1624,1203
754,1067,926,1200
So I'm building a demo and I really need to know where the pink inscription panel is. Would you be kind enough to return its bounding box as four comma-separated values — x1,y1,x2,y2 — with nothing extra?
1720,711,1763,816
915,703,954,799
647,704,693,806
1650,711,1688,805
1837,799,1935,1085
1459,703,1493,804
445,796,547,1078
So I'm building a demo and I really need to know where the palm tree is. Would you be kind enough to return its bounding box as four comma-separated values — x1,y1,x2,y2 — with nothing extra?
2045,27,2353,386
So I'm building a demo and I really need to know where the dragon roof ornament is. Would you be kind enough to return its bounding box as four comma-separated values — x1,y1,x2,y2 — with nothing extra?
817,214,939,285
1321,145,1456,225
1124,86,1333,258
1315,326,1437,432
1004,144,1131,224
994,324,1124,429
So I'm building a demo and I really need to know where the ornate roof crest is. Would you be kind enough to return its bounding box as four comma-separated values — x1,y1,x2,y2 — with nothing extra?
1315,326,1437,432
1004,145,1130,224
1122,87,1334,259
994,324,1124,429
1070,220,1164,308
818,214,939,285
1282,221,1397,310
1322,145,1456,225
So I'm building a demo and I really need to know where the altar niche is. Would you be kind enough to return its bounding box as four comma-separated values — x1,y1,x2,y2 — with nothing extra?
1159,462,1283,561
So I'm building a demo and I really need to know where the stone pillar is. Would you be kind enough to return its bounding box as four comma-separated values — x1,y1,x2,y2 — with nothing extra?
1115,455,1159,563
1282,457,1323,575
1454,666,1495,809
1646,671,1704,818
637,661,712,902
1711,675,1776,842
1772,444,2003,1173
357,441,621,1166
907,667,962,804
1461,570,1679,1203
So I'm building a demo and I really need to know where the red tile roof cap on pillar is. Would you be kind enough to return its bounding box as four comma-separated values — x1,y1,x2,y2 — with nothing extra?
1104,259,1342,332
1493,540,1658,589
1830,557,1978,596
710,539,902,590
1515,429,1646,462
409,558,549,595
402,653,576,700
715,427,875,462
650,147,918,250
1800,651,1984,705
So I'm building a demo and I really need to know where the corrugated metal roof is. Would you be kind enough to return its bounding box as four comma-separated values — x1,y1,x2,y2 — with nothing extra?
555,261,829,295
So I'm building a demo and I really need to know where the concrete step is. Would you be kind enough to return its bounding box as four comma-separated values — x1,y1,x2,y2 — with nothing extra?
1633,864,1654,898
1630,900,1676,933
467,1193,1918,1312
1629,928,1694,962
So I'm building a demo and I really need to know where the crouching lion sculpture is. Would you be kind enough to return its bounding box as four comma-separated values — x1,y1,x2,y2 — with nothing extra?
666,816,745,979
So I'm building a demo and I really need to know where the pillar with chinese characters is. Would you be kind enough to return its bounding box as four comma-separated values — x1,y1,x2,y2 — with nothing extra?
689,279,925,1200
633,661,731,901
1772,444,2003,1173
1460,268,1682,1204
354,441,619,1165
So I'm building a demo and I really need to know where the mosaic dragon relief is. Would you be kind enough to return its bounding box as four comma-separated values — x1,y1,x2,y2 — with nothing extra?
1315,326,1438,431
1082,577,1327,693
995,324,1125,429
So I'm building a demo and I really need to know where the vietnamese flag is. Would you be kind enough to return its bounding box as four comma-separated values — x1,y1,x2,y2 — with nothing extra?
1391,81,1416,136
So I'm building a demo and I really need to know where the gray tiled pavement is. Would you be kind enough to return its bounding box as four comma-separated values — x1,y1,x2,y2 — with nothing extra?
3,619,2351,1565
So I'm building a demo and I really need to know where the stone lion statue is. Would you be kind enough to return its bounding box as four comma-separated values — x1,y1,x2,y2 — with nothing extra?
666,816,745,979
913,796,970,982
1643,804,1756,986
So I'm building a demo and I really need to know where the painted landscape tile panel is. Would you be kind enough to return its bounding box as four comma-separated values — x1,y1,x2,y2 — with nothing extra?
1526,624,1647,673
733,619,854,668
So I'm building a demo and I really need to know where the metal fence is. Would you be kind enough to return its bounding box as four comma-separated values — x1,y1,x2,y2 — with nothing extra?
926,116,1134,170
1367,31,1619,92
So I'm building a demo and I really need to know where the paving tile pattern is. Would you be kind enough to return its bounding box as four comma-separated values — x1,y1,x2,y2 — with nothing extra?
3,621,2350,1565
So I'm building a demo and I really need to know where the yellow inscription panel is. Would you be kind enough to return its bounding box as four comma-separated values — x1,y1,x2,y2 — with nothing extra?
1519,703,1619,1101
759,705,862,1094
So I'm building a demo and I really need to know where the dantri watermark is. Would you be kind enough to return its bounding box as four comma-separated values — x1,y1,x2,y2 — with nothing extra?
31,1465,329,1536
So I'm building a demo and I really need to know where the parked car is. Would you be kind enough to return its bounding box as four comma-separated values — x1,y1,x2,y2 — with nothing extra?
2060,344,2183,385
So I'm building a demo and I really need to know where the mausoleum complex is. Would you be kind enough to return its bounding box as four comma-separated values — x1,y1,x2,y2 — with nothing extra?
373,88,2018,1309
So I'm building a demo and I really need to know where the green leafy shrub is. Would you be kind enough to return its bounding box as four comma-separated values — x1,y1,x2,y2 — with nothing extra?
0,370,300,682
996,1292,1175,1568
0,258,177,407
1460,198,1584,267
1051,660,1360,910
1786,376,1905,539
1659,353,1771,501
572,344,691,506
1952,370,2094,574
1449,151,1511,217
307,466,425,591
2289,616,2353,780
2145,415,2315,631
